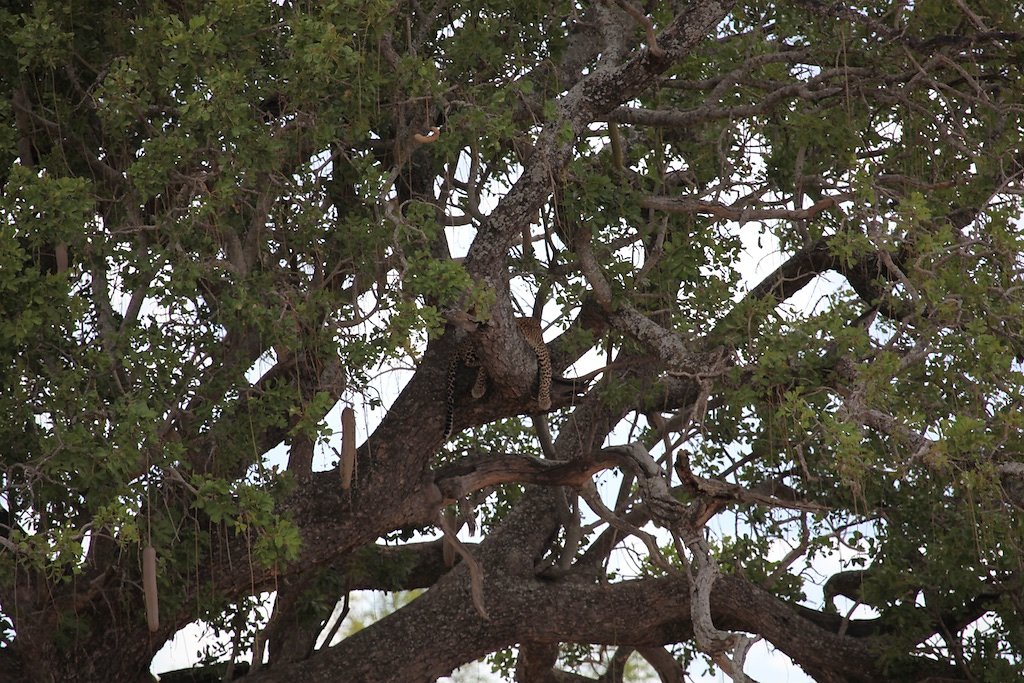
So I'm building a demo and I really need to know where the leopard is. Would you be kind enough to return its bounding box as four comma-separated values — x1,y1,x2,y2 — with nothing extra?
443,318,551,440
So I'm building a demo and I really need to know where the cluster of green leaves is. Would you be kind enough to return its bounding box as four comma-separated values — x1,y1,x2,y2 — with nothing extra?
0,0,424,609
603,3,1024,675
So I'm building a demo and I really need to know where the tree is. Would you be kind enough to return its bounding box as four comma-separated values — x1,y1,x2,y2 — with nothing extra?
2,0,1024,681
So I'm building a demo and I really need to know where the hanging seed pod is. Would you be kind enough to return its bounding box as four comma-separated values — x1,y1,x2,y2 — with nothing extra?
142,545,159,633
340,406,357,490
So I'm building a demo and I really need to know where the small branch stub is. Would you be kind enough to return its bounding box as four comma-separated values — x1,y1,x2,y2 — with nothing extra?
437,512,488,619
613,0,665,57
413,126,441,144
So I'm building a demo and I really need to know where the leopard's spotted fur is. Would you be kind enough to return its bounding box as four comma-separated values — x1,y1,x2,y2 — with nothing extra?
515,317,552,411
442,318,552,440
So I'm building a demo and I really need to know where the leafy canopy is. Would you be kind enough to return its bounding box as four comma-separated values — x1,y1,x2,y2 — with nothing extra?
2,1,1024,682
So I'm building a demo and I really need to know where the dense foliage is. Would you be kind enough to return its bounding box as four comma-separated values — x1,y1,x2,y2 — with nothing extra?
2,1,1024,681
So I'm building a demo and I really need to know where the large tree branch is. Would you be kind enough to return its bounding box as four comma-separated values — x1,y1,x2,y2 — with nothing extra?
274,7,736,613
463,1,734,283
238,566,964,683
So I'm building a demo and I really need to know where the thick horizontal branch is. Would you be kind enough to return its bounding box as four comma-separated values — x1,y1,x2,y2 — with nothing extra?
640,195,843,221
434,446,827,516
434,453,618,502
607,81,843,127
240,565,966,683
